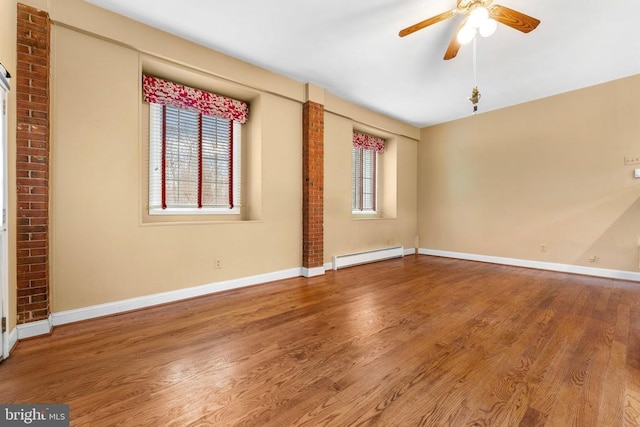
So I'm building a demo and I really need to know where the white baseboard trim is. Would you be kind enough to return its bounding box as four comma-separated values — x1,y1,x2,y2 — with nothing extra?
301,266,325,278
51,267,303,327
16,317,52,340
324,262,333,271
405,247,418,256
419,248,640,282
6,327,18,358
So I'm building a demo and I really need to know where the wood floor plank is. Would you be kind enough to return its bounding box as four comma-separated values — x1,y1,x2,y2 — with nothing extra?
624,304,640,427
375,273,555,425
0,255,638,426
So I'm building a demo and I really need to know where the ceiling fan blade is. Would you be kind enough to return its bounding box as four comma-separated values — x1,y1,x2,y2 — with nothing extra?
399,9,457,37
490,5,540,33
444,18,468,60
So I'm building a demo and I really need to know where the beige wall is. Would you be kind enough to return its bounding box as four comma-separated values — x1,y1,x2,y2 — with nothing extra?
419,75,640,272
32,0,418,312
324,112,418,261
323,93,419,261
1,1,17,330
50,25,306,311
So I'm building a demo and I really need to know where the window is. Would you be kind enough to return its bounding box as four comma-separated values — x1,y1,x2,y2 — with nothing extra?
142,75,248,215
149,104,241,214
352,146,377,212
352,131,385,214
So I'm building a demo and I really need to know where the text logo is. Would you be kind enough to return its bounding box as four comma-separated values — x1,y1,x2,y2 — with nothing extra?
0,405,69,426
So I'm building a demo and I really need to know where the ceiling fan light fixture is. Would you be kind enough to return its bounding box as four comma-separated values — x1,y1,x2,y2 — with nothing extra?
457,24,476,45
398,1,541,61
468,6,489,29
478,18,497,37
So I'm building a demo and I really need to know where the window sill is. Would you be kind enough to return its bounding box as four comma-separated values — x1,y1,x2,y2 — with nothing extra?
140,218,262,227
150,207,241,216
143,207,248,225
351,211,383,220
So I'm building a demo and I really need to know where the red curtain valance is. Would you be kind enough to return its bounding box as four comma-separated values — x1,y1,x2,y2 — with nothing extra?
353,131,385,153
142,75,248,124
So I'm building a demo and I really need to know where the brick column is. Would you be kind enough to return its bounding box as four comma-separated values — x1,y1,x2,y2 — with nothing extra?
16,3,50,323
302,100,324,276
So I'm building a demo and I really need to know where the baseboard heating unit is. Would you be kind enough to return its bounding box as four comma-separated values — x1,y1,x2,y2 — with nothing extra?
332,246,404,270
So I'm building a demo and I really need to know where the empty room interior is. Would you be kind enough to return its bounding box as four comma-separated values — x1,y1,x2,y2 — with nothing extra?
0,0,639,425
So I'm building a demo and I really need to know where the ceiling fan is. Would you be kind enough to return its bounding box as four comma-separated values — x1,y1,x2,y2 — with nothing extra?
399,0,540,60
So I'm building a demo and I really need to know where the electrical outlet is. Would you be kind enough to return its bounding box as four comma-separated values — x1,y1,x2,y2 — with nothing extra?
214,259,222,269
588,255,597,263
539,244,547,253
624,155,640,165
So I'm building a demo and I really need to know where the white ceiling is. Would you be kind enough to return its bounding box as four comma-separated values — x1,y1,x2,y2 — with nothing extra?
86,0,640,127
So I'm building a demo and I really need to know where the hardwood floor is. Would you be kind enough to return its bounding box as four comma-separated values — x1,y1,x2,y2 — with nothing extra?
1,255,639,426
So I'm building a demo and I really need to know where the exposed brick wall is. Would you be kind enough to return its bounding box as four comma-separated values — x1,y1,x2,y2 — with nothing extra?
16,3,50,323
302,101,324,269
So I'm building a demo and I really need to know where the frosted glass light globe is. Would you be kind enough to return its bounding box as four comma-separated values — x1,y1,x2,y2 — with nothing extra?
457,25,476,45
479,18,497,37
468,7,489,29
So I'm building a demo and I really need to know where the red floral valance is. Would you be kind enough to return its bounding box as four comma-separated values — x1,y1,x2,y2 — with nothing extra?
142,75,248,124
353,131,385,153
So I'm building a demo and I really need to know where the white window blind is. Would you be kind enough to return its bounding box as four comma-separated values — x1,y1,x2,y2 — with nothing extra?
352,145,377,213
149,103,241,214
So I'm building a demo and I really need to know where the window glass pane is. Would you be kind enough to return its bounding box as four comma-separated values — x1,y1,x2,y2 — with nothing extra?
362,149,375,211
352,143,377,212
231,121,242,208
149,104,163,209
165,106,199,207
352,146,361,210
148,101,241,215
202,114,231,207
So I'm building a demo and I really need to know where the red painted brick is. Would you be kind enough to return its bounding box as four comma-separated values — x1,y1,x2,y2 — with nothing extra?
16,3,51,324
302,101,324,269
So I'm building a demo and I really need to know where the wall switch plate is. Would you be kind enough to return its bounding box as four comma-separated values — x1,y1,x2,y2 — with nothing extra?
635,169,640,178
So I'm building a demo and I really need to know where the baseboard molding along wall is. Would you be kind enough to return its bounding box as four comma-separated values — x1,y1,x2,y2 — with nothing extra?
420,248,640,282
6,327,18,358
14,267,303,342
15,317,52,341
405,247,418,256
302,266,325,277
17,247,630,345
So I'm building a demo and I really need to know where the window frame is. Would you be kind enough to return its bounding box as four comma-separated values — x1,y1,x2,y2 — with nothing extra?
148,103,242,216
352,144,379,214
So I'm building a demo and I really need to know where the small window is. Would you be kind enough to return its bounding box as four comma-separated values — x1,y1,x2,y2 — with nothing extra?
149,104,241,214
142,75,248,216
352,131,385,214
352,146,378,212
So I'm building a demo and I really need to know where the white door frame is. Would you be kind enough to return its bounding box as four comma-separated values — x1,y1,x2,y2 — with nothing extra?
0,67,10,360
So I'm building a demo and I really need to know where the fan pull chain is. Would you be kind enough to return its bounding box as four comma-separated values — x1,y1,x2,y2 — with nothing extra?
469,36,481,114
473,36,477,87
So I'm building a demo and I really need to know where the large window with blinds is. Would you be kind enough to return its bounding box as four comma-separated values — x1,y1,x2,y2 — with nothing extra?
143,74,248,215
149,104,241,214
352,131,384,214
